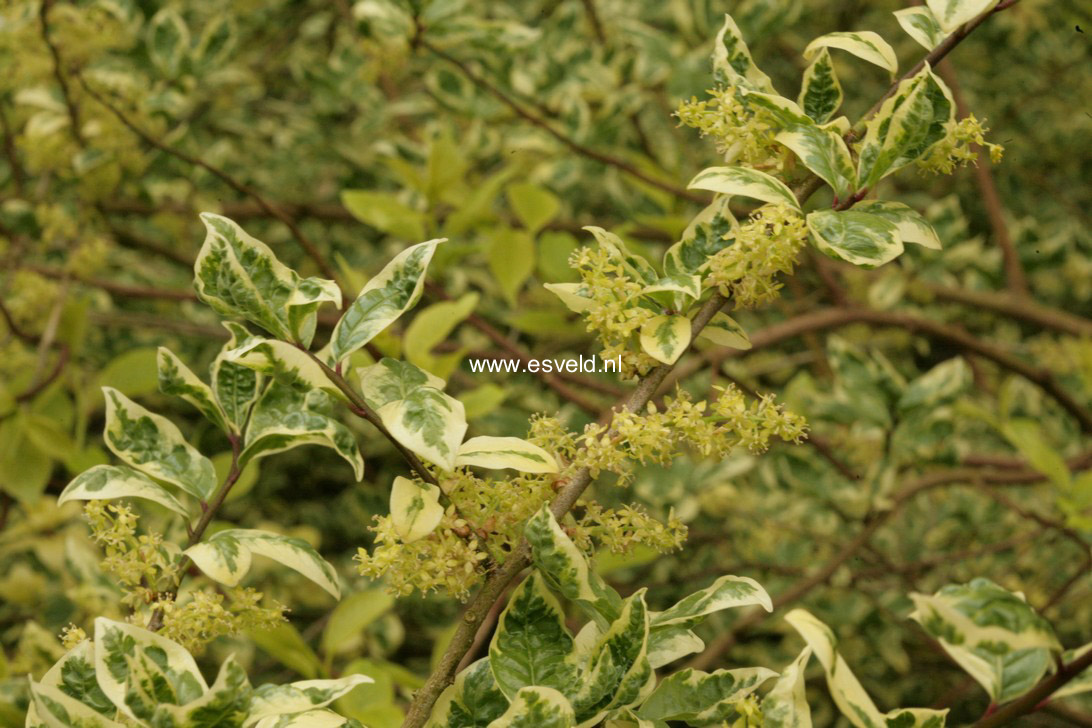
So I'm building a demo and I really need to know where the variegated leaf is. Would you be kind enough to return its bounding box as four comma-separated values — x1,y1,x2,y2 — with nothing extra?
242,380,364,480
455,436,558,473
687,167,799,210
639,275,702,302
543,282,595,313
93,617,208,723
186,528,342,599
636,667,777,723
775,124,856,200
194,213,340,346
390,476,445,543
851,201,942,250
909,578,1061,703
27,681,125,728
856,65,955,188
898,358,970,412
25,640,115,725
157,346,229,432
711,14,774,92
357,357,447,410
525,506,624,626
151,655,250,726
646,626,705,669
639,315,691,366
58,464,190,517
245,675,372,726
761,648,813,728
426,658,510,728
213,322,263,432
894,7,948,50
806,209,904,268
252,710,364,728
926,0,999,33
803,31,897,75
489,573,579,699
697,313,751,350
786,609,949,728
568,590,652,724
798,47,843,123
102,387,217,501
740,91,812,128
651,575,771,629
1055,643,1092,700
377,387,467,472
330,239,444,363
486,686,574,728
226,338,343,399
583,227,657,284
663,197,737,277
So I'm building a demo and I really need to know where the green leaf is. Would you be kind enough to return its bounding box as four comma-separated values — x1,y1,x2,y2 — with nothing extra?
537,231,579,283
651,575,772,629
247,675,372,724
856,65,955,188
711,14,774,92
761,648,813,728
455,436,559,473
898,358,970,412
242,379,364,480
331,239,444,363
507,183,561,233
195,13,237,67
489,573,579,699
248,623,323,680
213,322,263,432
93,617,207,723
157,347,229,433
639,315,691,365
687,166,799,210
147,8,190,78
850,201,943,250
636,667,777,723
390,476,445,543
186,528,342,599
894,7,948,50
926,0,999,33
486,686,574,728
58,464,190,517
910,579,1061,704
194,213,341,347
321,590,396,658
489,228,536,306
697,313,751,350
663,197,737,276
804,31,898,75
101,387,217,501
405,293,479,379
806,209,904,268
998,419,1070,489
525,506,624,627
798,48,843,123
775,124,856,199
341,190,427,241
426,658,510,728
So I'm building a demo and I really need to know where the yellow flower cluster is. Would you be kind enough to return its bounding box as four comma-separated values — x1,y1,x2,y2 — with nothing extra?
576,502,687,555
918,114,1004,174
569,245,660,378
84,500,177,611
158,588,286,655
444,470,556,562
706,204,807,308
355,512,489,601
60,625,86,650
675,87,780,167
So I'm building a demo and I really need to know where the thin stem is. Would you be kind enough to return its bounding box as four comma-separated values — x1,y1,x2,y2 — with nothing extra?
973,648,1092,728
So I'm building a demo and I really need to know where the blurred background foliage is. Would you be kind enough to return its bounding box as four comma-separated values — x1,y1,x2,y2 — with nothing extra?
0,0,1090,725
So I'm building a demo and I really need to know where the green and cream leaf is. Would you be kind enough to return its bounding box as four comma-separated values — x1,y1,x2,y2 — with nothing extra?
806,209,904,268
102,387,217,501
651,575,772,628
455,436,559,473
544,283,595,313
583,227,658,284
330,239,444,363
663,197,737,277
357,358,447,410
390,476,445,543
212,322,263,432
775,124,856,200
486,686,574,728
851,201,942,250
798,48,843,123
59,465,190,517
639,315,691,366
378,387,467,472
245,675,372,726
697,313,751,350
926,0,999,33
425,658,510,728
894,7,948,50
636,667,777,723
803,31,898,75
761,648,813,728
157,347,228,432
711,14,774,92
687,167,799,210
